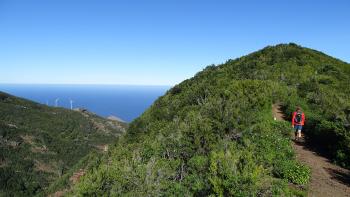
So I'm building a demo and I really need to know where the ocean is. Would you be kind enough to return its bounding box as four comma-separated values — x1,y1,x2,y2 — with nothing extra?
0,84,170,122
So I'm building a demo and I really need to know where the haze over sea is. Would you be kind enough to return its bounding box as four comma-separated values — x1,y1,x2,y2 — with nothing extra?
0,84,170,122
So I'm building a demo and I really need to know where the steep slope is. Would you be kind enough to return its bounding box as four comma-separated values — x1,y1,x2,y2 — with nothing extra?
70,43,350,196
0,92,127,196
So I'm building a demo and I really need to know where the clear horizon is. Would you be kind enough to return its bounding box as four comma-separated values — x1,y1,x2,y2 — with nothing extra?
0,83,170,121
1,0,349,85
0,83,172,87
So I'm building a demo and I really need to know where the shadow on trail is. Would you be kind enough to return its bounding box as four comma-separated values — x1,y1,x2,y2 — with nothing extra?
299,135,331,159
274,104,289,120
301,136,350,186
325,167,350,187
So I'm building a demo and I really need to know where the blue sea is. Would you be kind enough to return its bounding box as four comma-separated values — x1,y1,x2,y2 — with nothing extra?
0,84,170,122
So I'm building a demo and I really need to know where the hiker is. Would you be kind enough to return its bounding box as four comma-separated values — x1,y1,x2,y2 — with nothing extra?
292,107,305,141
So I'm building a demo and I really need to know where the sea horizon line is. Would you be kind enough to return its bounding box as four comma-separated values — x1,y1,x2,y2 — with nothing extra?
0,83,173,88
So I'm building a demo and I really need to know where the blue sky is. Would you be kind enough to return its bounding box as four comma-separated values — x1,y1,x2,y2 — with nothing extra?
1,0,349,85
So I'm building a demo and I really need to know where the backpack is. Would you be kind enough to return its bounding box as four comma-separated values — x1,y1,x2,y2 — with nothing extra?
294,112,302,123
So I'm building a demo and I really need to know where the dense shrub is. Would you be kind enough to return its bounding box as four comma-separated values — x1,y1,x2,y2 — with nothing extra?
68,43,350,196
0,93,126,196
274,160,310,185
5,43,348,195
69,80,309,196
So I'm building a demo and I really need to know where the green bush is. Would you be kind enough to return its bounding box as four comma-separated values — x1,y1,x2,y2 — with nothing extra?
274,160,310,185
68,43,349,195
7,43,345,196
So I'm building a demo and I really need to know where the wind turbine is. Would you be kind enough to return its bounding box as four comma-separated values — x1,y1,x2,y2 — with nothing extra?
69,99,74,110
55,98,60,107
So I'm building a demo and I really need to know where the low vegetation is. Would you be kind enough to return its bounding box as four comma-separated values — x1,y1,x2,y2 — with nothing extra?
2,43,349,196
67,43,350,196
0,92,127,196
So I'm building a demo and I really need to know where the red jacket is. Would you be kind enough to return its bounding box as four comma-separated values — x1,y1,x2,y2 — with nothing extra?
292,111,305,126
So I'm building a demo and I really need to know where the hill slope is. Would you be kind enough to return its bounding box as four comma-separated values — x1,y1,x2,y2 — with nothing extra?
70,43,350,196
0,92,127,196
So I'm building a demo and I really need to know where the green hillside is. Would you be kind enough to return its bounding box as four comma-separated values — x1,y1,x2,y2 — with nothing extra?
0,92,127,196
43,44,350,196
67,43,350,196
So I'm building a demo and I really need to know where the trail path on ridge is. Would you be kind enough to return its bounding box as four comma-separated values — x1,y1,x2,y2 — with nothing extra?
272,104,350,197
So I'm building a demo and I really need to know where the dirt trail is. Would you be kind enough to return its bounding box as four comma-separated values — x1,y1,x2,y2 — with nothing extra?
272,104,350,197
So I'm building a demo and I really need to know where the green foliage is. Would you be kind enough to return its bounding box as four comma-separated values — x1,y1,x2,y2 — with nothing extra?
5,43,349,195
274,160,310,185
0,93,126,196
69,79,309,196
69,43,349,196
